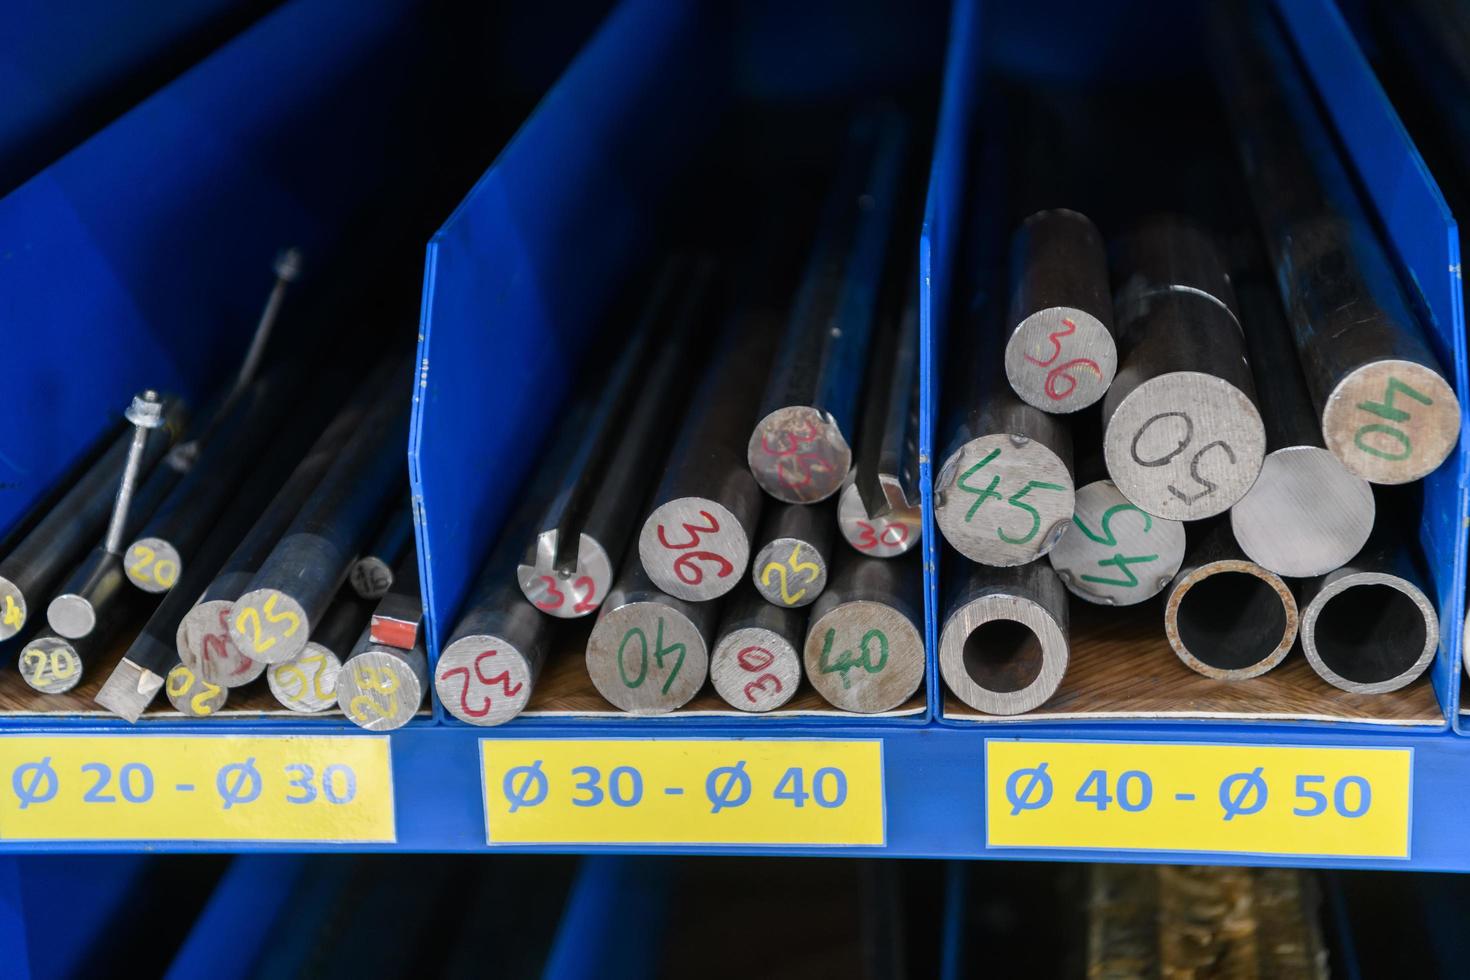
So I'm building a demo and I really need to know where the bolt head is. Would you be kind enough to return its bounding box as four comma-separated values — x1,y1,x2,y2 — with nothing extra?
125,391,165,428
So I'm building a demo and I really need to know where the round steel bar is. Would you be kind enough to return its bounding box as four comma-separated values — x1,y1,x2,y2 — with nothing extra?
709,580,805,712
1047,479,1185,605
750,500,835,609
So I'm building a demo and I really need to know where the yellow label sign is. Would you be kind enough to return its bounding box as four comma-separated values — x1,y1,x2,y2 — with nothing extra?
0,736,395,842
987,740,1411,858
481,739,884,846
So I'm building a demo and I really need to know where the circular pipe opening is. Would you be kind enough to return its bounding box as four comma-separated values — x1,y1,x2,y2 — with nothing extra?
1175,570,1288,672
962,619,1044,693
1314,583,1427,685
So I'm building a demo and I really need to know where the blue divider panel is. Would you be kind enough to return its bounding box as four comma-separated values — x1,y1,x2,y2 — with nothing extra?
409,0,719,668
0,0,425,537
1275,0,1467,726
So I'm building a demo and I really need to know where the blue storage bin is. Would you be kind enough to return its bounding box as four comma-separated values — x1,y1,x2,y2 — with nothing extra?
918,0,1465,730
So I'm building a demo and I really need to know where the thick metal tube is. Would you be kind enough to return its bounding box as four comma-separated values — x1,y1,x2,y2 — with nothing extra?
1164,520,1298,680
268,587,373,713
709,580,805,712
748,110,909,504
1102,218,1266,520
337,625,427,731
938,552,1069,715
1299,542,1438,694
518,261,707,617
227,370,410,665
177,384,372,681
1212,6,1460,484
586,547,718,714
349,502,412,600
0,404,181,641
750,500,835,609
1004,209,1117,412
368,548,420,650
802,547,924,713
935,265,1074,567
838,260,921,558
1229,273,1375,577
637,302,781,602
1047,479,1186,606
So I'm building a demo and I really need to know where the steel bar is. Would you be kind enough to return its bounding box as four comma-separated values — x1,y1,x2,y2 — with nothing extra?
802,547,924,713
1299,541,1438,694
1212,6,1460,484
268,587,372,712
164,662,229,717
20,569,148,695
1103,217,1266,520
350,503,412,600
935,264,1074,567
838,260,921,558
0,400,181,641
709,580,805,712
336,625,428,731
227,366,410,665
748,110,909,504
587,547,718,714
1229,272,1375,577
938,553,1069,714
1004,209,1116,412
123,363,320,595
637,302,781,603
368,548,421,650
177,381,373,681
750,500,835,609
1047,479,1186,606
518,260,705,618
1164,520,1298,680
228,247,302,406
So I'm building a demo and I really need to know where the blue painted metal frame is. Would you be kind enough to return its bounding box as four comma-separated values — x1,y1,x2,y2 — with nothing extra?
164,855,305,980
0,0,426,538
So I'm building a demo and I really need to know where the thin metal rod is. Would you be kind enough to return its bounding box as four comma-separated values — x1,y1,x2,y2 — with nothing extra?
938,552,1069,715
750,500,835,609
350,502,412,600
802,546,924,713
748,109,910,504
1164,520,1298,680
229,247,302,405
1212,5,1460,484
1047,479,1185,606
710,579,805,712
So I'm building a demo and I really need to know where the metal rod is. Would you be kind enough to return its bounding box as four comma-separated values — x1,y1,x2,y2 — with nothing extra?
1228,269,1375,577
709,579,805,712
1004,209,1116,412
1164,520,1298,680
1299,541,1438,694
802,546,924,713
518,260,707,618
226,365,410,665
935,261,1074,567
103,391,166,554
368,547,420,650
636,300,782,603
268,587,372,713
750,500,835,609
1102,217,1266,521
176,380,373,681
1212,5,1460,484
838,258,921,558
163,662,229,717
229,247,303,405
938,552,1069,715
748,110,909,504
336,625,428,731
0,400,181,641
349,502,412,600
20,564,149,695
586,546,718,714
1047,479,1186,606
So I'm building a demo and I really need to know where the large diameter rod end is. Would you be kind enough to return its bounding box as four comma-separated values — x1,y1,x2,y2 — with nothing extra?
1048,480,1185,606
710,626,802,712
338,643,428,731
517,530,613,619
1229,447,1374,578
1165,559,1298,679
637,498,750,602
177,600,260,685
837,476,920,558
1322,359,1460,484
934,436,1074,567
1005,307,1116,413
803,599,924,713
747,406,852,504
95,658,166,723
434,634,536,725
586,601,710,714
1302,571,1438,694
938,593,1068,715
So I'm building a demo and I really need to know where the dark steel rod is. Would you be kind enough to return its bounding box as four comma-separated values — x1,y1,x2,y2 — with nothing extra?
1046,478,1186,606
802,546,924,713
349,501,413,600
748,110,909,504
1212,5,1460,484
709,579,805,712
750,500,835,610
